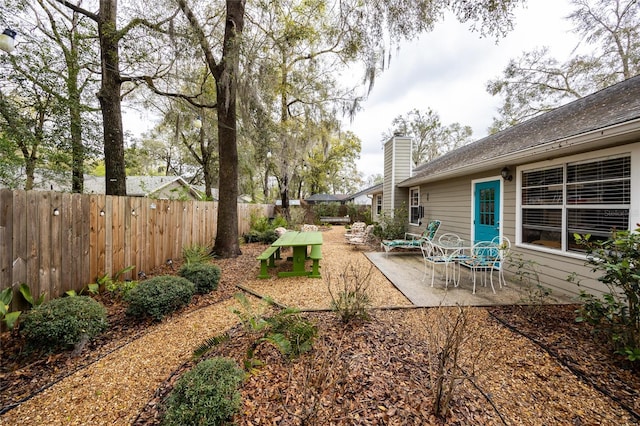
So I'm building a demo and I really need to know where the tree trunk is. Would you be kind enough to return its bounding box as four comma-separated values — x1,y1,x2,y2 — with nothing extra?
212,0,245,258
97,0,126,196
68,69,84,193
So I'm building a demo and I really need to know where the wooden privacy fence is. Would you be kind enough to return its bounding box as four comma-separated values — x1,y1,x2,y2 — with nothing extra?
0,189,273,303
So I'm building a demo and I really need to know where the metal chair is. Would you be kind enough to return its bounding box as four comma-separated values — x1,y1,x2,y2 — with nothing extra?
421,238,463,288
490,236,511,289
459,241,500,294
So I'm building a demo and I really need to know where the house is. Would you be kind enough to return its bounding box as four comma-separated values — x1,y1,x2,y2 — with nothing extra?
83,175,202,200
1,172,203,201
378,75,640,297
343,183,381,206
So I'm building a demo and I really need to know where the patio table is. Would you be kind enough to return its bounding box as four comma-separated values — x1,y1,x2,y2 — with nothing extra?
271,231,323,278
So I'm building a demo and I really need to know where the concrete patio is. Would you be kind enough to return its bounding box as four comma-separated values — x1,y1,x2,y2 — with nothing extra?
365,251,576,307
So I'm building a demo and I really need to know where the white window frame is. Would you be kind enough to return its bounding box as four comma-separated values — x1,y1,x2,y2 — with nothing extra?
375,194,382,216
409,187,420,225
516,144,638,257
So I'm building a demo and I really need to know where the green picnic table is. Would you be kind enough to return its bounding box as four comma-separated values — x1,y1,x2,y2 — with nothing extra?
270,231,323,278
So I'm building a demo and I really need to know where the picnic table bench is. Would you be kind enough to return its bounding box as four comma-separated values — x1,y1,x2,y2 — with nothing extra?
256,246,281,279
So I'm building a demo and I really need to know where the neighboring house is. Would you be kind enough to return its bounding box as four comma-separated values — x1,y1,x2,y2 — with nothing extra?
343,184,380,206
83,175,202,200
1,172,203,201
379,75,640,297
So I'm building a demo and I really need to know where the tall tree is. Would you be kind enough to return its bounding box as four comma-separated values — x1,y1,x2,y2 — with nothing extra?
176,0,246,257
383,108,472,166
487,0,640,132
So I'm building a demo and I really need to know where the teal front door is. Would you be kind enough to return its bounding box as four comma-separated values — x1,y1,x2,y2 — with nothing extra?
474,180,500,243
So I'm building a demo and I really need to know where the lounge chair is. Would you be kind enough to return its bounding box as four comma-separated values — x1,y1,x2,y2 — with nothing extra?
380,220,441,254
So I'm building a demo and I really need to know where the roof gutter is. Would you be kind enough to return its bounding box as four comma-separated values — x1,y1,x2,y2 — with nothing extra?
398,118,640,187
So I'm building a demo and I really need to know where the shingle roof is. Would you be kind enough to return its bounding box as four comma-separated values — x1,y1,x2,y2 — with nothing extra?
400,75,640,187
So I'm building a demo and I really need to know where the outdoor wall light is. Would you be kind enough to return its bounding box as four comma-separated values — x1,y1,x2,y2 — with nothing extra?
150,203,156,210
501,166,513,181
53,208,60,216
0,28,17,53
266,151,272,159
99,210,105,216
131,209,136,216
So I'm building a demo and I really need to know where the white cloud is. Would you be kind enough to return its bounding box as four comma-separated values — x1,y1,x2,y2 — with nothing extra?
345,0,581,179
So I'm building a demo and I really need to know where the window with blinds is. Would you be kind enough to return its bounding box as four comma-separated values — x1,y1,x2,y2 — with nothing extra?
521,155,630,251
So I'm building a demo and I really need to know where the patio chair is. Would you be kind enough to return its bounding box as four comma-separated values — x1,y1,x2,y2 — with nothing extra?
490,236,511,289
347,224,375,247
459,241,500,294
421,238,463,288
380,219,441,254
344,222,366,240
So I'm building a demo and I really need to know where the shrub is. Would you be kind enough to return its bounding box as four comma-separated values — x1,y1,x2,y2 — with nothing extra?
574,229,640,361
179,263,221,294
326,261,373,323
162,357,245,426
372,207,408,240
21,296,108,351
125,276,195,321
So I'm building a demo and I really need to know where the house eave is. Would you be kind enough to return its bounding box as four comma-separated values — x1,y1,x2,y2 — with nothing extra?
398,118,640,187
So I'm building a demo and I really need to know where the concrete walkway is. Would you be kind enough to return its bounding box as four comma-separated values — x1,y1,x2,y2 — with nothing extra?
365,251,575,307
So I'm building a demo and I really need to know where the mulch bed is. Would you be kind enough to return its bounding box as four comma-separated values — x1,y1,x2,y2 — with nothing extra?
1,232,639,424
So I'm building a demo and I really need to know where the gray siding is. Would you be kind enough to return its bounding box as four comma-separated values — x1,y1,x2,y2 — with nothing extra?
383,136,412,216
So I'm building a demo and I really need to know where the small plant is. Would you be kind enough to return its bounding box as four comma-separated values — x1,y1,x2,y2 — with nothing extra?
125,276,195,321
326,261,373,323
426,305,486,418
162,357,245,426
21,296,108,352
19,283,46,307
1,287,21,330
95,265,137,298
231,293,317,370
573,230,640,361
179,263,221,294
506,252,555,310
182,244,212,265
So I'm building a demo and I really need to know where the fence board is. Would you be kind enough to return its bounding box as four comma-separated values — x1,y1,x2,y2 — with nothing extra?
0,189,13,291
50,192,62,297
0,190,270,298
25,192,39,294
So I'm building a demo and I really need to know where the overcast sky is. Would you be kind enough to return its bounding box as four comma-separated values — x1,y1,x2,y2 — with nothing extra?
345,0,582,180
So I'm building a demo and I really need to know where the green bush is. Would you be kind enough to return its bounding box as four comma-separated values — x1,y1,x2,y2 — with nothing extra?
162,357,245,426
179,263,221,294
125,276,195,321
574,229,640,361
21,296,108,351
372,207,408,240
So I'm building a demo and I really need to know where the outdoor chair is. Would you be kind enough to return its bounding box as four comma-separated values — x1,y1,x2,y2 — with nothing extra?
459,240,500,294
344,222,366,240
347,224,374,247
490,236,511,289
380,219,441,254
420,237,463,288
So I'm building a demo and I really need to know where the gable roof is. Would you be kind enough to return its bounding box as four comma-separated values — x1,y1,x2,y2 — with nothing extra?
399,75,640,187
84,175,202,199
